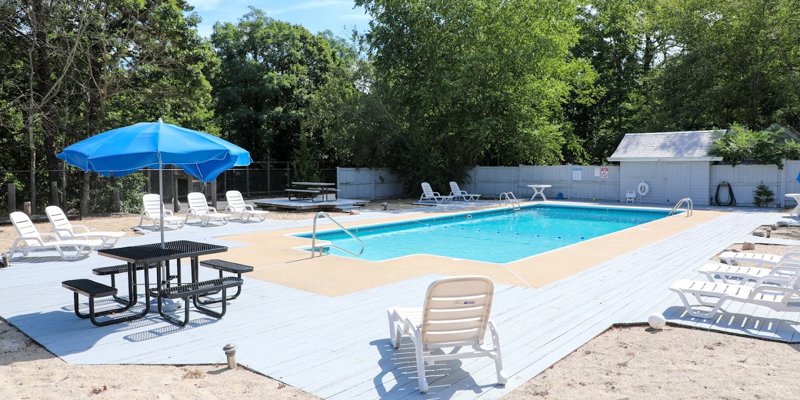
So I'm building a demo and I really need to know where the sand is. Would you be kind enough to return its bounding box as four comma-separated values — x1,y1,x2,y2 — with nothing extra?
506,325,799,400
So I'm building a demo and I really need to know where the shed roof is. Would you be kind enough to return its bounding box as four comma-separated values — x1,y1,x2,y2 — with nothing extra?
607,130,723,162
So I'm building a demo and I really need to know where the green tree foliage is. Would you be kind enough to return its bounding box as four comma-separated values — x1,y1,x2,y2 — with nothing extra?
565,0,654,163
710,124,796,167
0,0,216,214
644,0,800,130
354,0,590,191
211,9,348,163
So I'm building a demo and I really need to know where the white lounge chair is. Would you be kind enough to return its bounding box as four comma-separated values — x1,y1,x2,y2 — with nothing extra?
8,212,102,260
697,260,800,285
45,206,125,248
419,182,453,204
186,192,230,225
140,194,185,229
670,274,800,319
224,190,268,222
718,249,800,267
387,276,506,393
448,181,481,201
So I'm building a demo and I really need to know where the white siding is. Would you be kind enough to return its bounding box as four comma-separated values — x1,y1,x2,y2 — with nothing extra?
620,161,710,205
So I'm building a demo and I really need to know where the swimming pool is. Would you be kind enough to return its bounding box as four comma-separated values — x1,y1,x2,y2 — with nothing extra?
295,204,673,264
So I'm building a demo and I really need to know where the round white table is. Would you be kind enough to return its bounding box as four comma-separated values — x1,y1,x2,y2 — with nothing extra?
785,193,800,216
526,184,552,201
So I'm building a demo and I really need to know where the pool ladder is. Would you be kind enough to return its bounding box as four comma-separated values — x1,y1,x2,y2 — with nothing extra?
669,197,693,217
311,212,365,257
500,191,521,211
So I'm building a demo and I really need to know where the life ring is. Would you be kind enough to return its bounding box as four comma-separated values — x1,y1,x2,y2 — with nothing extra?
637,181,650,197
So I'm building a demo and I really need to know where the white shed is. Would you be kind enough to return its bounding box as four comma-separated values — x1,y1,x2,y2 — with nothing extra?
608,130,722,205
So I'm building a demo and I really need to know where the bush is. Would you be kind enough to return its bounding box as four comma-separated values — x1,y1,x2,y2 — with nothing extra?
753,182,774,207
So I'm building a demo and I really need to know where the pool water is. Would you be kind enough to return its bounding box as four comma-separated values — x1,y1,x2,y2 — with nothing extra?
295,204,672,264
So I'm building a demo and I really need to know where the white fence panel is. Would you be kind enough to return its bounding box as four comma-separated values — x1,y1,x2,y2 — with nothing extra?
468,167,519,196
336,168,403,199
709,165,781,206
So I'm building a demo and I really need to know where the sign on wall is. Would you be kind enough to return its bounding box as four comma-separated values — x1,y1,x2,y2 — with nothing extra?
572,167,582,181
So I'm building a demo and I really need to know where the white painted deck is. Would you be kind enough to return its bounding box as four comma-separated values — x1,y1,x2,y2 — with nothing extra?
0,208,793,399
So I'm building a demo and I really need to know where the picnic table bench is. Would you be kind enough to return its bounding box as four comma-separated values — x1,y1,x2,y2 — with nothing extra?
62,279,122,327
286,188,321,201
199,259,253,303
159,277,243,326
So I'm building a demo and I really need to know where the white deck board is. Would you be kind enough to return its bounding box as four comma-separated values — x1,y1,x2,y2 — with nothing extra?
0,209,794,400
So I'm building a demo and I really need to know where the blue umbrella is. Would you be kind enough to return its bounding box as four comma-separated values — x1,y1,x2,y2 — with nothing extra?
57,119,251,245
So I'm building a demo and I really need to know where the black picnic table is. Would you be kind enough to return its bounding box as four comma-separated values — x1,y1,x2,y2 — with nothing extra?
289,181,337,202
96,240,228,324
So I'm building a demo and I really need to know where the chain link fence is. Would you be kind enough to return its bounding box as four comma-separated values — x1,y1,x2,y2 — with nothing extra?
0,162,337,218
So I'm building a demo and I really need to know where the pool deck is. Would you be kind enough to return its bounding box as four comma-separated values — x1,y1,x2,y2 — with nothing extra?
0,202,795,399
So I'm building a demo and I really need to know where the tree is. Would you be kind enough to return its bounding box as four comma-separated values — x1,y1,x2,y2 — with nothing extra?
355,0,590,191
211,9,340,162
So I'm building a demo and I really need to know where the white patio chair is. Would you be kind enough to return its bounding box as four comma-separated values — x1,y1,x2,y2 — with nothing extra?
419,182,453,204
387,276,506,393
186,192,230,225
698,259,800,285
448,181,481,201
8,211,102,260
670,273,800,319
718,248,800,267
139,194,184,229
45,206,125,248
224,190,268,222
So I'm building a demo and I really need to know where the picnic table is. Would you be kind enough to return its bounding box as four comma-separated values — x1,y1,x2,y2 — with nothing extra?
288,181,338,202
85,240,229,325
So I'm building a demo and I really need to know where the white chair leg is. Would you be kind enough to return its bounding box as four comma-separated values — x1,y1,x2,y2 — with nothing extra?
413,332,429,393
387,310,399,348
488,321,507,385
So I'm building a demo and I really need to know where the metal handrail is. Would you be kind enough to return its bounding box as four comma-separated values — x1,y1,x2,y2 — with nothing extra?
669,197,693,217
499,191,521,211
311,212,365,257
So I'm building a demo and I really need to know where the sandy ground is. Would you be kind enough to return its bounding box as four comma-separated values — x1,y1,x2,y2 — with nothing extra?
506,325,800,400
1,209,797,398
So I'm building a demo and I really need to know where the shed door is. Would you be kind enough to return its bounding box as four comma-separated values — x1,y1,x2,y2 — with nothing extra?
664,162,691,204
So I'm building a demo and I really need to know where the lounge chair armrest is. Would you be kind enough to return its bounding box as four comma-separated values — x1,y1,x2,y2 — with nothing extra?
52,228,81,239
208,207,218,213
69,224,91,233
432,191,441,196
750,284,796,298
245,205,256,211
18,235,47,245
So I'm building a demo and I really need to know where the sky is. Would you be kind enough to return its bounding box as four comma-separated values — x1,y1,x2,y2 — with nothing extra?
186,0,370,38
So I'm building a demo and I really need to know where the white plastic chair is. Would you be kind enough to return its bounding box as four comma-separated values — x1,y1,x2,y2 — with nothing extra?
45,206,124,248
419,182,453,204
139,194,184,229
718,249,800,267
448,181,481,201
186,192,230,225
670,272,800,319
387,276,506,393
698,259,800,285
9,212,102,260
224,190,268,222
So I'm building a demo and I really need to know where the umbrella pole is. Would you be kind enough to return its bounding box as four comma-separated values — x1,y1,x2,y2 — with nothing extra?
158,156,165,248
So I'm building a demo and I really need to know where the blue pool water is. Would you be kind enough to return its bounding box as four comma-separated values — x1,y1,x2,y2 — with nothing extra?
295,204,672,264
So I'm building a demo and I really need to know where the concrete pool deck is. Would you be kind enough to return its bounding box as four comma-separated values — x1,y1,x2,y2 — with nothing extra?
218,203,725,296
